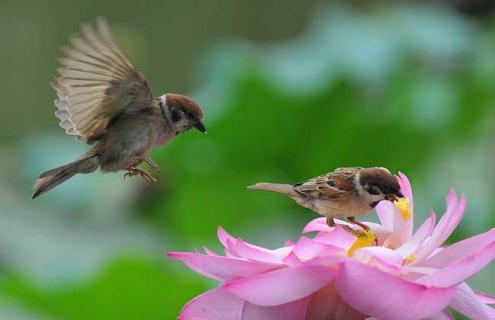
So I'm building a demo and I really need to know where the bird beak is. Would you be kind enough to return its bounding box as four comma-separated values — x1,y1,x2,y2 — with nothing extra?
386,191,404,202
194,121,207,133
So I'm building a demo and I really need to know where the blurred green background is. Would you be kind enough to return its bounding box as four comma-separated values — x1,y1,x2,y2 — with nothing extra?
1,0,495,319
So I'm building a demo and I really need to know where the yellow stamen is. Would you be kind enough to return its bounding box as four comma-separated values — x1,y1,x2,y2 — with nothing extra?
347,230,376,256
403,253,416,266
395,197,412,221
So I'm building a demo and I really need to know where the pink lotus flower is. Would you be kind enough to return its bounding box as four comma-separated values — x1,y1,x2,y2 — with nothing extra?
168,174,495,320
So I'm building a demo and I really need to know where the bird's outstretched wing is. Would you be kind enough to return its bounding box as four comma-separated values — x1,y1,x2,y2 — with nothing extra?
294,167,362,200
53,17,154,144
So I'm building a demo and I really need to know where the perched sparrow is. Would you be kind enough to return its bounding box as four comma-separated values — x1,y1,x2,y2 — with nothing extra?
32,18,206,199
249,167,403,231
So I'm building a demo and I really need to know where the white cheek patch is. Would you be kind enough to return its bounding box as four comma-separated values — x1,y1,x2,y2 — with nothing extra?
160,94,167,106
354,171,367,197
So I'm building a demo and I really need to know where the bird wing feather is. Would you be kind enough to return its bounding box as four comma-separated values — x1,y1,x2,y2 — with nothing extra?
294,167,361,200
53,17,154,144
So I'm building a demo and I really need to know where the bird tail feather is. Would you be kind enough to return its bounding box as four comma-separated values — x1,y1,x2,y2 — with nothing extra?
32,154,99,199
247,182,296,196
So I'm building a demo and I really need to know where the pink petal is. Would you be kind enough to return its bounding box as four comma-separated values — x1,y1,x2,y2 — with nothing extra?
293,236,342,259
376,200,413,247
287,254,346,269
302,217,330,233
352,247,404,273
282,252,305,266
427,309,455,320
168,252,281,281
449,283,495,320
437,192,466,245
392,202,413,245
223,266,334,306
305,255,348,266
228,238,287,263
421,228,495,268
416,240,495,287
438,190,465,237
274,246,294,256
396,212,436,258
240,297,309,320
303,218,372,233
224,244,239,258
179,287,310,320
393,218,412,246
219,227,291,263
376,173,414,244
376,200,395,230
313,224,390,251
335,262,456,320
304,219,388,245
363,224,395,246
179,287,244,320
305,282,366,320
203,246,218,256
475,290,495,305
313,225,357,249
397,172,413,204
218,226,236,248
414,191,466,263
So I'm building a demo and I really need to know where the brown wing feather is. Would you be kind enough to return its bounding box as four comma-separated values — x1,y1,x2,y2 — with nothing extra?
294,167,361,200
294,174,343,200
53,17,154,144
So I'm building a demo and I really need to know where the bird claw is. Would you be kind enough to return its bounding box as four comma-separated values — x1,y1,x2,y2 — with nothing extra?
132,157,161,173
342,225,378,245
343,226,367,238
124,167,157,183
144,158,161,173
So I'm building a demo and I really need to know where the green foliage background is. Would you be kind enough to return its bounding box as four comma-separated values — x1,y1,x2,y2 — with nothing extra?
0,1,494,319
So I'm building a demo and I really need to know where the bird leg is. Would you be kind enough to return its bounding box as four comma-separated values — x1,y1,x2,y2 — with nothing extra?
326,216,376,243
326,217,335,227
345,217,377,244
133,156,160,172
124,167,157,183
327,217,367,239
346,217,370,231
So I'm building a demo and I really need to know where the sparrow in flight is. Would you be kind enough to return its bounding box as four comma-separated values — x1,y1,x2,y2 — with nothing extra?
249,167,403,231
32,18,206,198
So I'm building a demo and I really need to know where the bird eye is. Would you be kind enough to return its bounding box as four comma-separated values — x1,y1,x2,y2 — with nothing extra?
366,184,382,195
382,185,396,194
171,108,182,122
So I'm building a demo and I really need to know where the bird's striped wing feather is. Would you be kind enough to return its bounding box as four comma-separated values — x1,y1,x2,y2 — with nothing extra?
53,18,154,144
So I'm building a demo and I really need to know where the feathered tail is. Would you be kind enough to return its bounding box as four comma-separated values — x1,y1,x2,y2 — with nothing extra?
32,154,99,199
247,182,296,196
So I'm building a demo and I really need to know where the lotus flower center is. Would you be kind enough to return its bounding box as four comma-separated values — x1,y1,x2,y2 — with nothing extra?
395,197,411,220
347,230,376,256
403,253,416,266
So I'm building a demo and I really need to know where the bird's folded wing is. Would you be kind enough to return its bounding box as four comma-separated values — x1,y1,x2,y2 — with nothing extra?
294,171,355,199
53,17,154,144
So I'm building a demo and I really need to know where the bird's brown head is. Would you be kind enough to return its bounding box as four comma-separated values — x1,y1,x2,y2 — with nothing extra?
359,168,403,204
162,94,206,134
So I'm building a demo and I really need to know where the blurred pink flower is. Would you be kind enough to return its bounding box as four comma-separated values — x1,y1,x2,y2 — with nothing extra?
168,174,495,320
